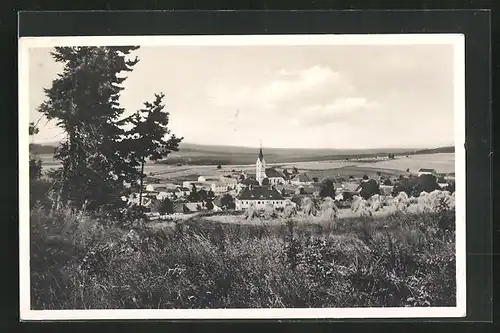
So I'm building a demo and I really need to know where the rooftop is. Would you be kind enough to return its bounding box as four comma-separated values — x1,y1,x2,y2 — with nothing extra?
418,168,437,172
265,167,285,178
237,186,285,200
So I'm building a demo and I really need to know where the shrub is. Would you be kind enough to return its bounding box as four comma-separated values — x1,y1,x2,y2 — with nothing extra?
301,197,316,216
154,198,174,214
383,179,393,186
319,178,335,198
220,194,236,210
359,179,380,200
415,174,441,195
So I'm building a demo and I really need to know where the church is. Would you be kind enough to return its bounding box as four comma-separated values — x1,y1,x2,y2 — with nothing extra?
255,146,286,186
235,146,288,211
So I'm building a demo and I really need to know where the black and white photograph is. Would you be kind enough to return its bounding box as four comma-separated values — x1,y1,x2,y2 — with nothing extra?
19,34,466,320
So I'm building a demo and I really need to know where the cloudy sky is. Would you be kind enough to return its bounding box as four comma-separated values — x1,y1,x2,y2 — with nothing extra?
28,43,455,149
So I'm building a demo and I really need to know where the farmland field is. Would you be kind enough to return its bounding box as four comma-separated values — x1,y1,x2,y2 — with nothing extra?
38,152,455,181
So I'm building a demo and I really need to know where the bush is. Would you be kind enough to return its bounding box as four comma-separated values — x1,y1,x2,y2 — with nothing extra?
220,194,236,210
30,178,54,210
415,174,441,194
359,179,380,200
158,198,174,215
383,179,393,186
30,205,456,309
319,178,335,198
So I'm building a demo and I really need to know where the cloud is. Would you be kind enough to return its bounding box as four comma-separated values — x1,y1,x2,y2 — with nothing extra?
291,97,380,126
206,65,355,113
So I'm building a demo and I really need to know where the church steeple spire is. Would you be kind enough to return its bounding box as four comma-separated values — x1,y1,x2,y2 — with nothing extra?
256,140,266,185
258,140,264,161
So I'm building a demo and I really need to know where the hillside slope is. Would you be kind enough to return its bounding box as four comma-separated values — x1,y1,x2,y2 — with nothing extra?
29,142,454,165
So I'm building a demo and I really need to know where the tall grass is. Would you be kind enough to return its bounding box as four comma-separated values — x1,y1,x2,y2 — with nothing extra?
30,206,456,309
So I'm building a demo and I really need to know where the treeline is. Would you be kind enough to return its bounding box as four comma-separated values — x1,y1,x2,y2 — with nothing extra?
29,143,57,155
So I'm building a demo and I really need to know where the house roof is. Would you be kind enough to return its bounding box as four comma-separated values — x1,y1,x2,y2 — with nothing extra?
265,168,284,178
418,168,436,172
242,178,260,186
301,185,319,195
237,186,285,200
174,202,203,213
212,196,223,207
156,186,181,193
291,173,312,182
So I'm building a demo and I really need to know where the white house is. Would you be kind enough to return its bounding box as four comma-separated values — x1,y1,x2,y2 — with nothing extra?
418,168,437,177
211,182,231,195
219,175,238,186
235,186,286,210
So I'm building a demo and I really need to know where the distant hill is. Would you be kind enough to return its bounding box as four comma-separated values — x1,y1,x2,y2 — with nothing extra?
414,146,455,154
157,142,455,165
29,141,454,165
29,143,57,155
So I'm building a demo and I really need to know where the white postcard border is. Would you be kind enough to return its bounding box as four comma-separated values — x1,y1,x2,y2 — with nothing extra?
19,33,466,321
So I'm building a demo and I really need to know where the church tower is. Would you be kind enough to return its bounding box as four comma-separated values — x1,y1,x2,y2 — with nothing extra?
256,142,266,185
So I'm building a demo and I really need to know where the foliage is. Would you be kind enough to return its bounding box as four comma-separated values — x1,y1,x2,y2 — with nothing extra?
120,92,183,206
29,122,43,181
154,198,174,215
359,179,380,200
30,157,43,180
415,174,441,194
319,178,335,198
383,178,393,186
37,47,182,213
38,46,142,211
392,175,440,197
220,194,236,210
31,207,456,309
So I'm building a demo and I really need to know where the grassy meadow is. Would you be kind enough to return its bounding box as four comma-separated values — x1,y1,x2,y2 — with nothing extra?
30,206,456,309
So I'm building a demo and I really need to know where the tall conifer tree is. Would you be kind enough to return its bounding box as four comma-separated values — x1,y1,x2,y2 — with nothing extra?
39,46,141,210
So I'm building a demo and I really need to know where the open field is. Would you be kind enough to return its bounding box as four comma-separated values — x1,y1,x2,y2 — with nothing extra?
38,152,455,182
358,153,455,174
31,142,453,166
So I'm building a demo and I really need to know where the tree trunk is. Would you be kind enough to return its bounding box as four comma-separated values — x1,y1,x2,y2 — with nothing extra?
138,158,145,209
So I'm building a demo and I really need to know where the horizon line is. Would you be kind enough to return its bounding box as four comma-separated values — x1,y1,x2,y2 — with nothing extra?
30,139,454,151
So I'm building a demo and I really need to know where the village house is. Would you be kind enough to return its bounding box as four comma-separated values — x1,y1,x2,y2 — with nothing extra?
211,181,232,195
182,181,212,191
235,185,286,211
265,167,286,185
219,174,238,186
290,172,313,186
156,187,183,200
173,202,204,214
417,168,437,177
237,177,260,192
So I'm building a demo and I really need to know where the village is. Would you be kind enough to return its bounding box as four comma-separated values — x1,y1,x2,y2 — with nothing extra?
123,146,456,221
